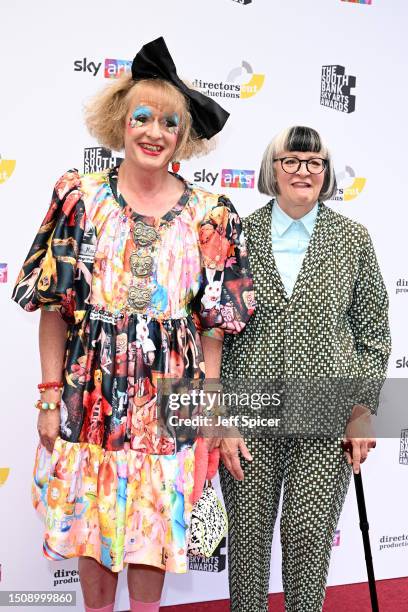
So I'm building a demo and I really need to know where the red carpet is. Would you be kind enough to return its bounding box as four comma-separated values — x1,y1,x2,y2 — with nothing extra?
160,577,408,611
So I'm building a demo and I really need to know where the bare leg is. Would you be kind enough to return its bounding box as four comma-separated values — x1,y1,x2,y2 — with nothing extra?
78,557,118,608
127,564,165,602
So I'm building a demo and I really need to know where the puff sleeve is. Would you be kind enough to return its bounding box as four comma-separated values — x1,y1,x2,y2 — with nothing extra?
11,170,86,323
192,195,256,340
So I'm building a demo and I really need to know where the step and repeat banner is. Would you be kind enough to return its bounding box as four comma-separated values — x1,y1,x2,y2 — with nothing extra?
1,0,407,609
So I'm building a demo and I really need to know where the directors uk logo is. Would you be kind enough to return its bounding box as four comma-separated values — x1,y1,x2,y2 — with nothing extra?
193,61,264,100
0,468,10,487
395,279,408,295
231,0,253,4
332,166,366,201
320,65,356,113
0,155,16,184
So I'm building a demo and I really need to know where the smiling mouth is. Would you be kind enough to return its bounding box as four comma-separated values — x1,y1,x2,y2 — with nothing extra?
292,182,311,187
139,143,164,154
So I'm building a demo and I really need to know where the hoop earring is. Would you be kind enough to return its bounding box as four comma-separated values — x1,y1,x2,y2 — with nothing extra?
171,161,180,173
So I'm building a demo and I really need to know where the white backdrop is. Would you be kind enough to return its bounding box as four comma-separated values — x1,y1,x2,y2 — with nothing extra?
1,0,407,610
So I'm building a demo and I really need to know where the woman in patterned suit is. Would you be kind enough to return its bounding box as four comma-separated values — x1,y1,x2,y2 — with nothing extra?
219,126,391,612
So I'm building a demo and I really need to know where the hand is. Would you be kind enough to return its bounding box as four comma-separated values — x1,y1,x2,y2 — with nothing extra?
199,418,222,452
219,428,253,481
37,407,60,453
342,405,376,474
204,436,222,452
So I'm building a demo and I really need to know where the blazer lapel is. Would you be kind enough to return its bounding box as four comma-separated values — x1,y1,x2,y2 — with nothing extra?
248,200,288,299
289,203,337,305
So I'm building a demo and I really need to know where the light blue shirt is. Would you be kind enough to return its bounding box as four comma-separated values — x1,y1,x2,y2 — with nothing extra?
271,200,319,297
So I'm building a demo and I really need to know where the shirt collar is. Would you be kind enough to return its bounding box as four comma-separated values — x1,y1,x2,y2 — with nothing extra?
273,199,319,237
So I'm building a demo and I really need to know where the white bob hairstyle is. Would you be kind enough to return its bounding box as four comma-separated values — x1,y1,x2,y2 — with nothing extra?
258,126,337,202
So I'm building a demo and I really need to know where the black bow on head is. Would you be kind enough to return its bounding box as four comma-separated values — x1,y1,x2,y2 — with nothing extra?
131,37,229,140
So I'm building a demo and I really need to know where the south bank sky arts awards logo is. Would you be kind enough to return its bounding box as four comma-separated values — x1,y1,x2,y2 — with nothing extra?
400,429,408,465
189,537,226,572
84,147,123,174
342,0,372,4
321,65,356,113
0,155,16,184
331,166,366,201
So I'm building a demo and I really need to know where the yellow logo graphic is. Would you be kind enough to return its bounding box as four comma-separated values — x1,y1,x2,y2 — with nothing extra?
240,73,265,99
227,61,265,99
0,157,16,184
335,167,366,202
344,177,366,201
0,468,10,486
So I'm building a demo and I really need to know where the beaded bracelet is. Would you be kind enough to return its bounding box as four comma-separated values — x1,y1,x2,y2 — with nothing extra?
38,381,63,393
35,400,61,411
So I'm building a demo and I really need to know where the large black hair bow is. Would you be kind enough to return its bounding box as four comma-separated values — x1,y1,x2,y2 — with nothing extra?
131,37,229,139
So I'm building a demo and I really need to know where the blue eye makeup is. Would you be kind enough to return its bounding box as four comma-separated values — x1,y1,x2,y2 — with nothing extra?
164,113,179,133
130,105,153,128
128,106,180,133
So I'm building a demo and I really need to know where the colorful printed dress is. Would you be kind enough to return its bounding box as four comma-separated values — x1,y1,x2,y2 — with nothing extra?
12,166,255,573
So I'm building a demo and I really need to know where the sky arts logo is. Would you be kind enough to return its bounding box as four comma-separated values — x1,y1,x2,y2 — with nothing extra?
189,537,226,572
320,65,356,113
332,530,341,547
193,168,255,188
0,468,10,487
0,155,16,184
400,429,408,465
84,147,123,174
331,166,366,201
193,61,264,100
221,169,255,189
342,0,372,4
73,57,132,78
74,58,102,76
0,264,7,284
395,356,408,369
105,58,132,79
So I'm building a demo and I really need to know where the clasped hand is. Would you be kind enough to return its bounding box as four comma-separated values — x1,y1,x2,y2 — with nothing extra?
342,404,376,474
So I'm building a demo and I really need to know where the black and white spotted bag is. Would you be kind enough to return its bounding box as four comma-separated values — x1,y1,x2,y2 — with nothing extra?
187,481,228,558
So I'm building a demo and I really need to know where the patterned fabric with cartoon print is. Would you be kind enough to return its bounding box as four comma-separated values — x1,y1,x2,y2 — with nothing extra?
12,166,255,573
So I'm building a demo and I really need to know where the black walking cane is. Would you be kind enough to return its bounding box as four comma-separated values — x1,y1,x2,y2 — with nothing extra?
354,470,379,612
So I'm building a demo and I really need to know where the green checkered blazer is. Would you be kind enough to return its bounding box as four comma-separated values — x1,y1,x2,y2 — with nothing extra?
222,200,391,415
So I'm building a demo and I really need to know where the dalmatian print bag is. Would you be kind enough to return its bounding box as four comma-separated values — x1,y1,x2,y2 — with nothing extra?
187,481,228,558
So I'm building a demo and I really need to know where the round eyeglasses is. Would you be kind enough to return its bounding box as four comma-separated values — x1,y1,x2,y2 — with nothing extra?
273,157,327,175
